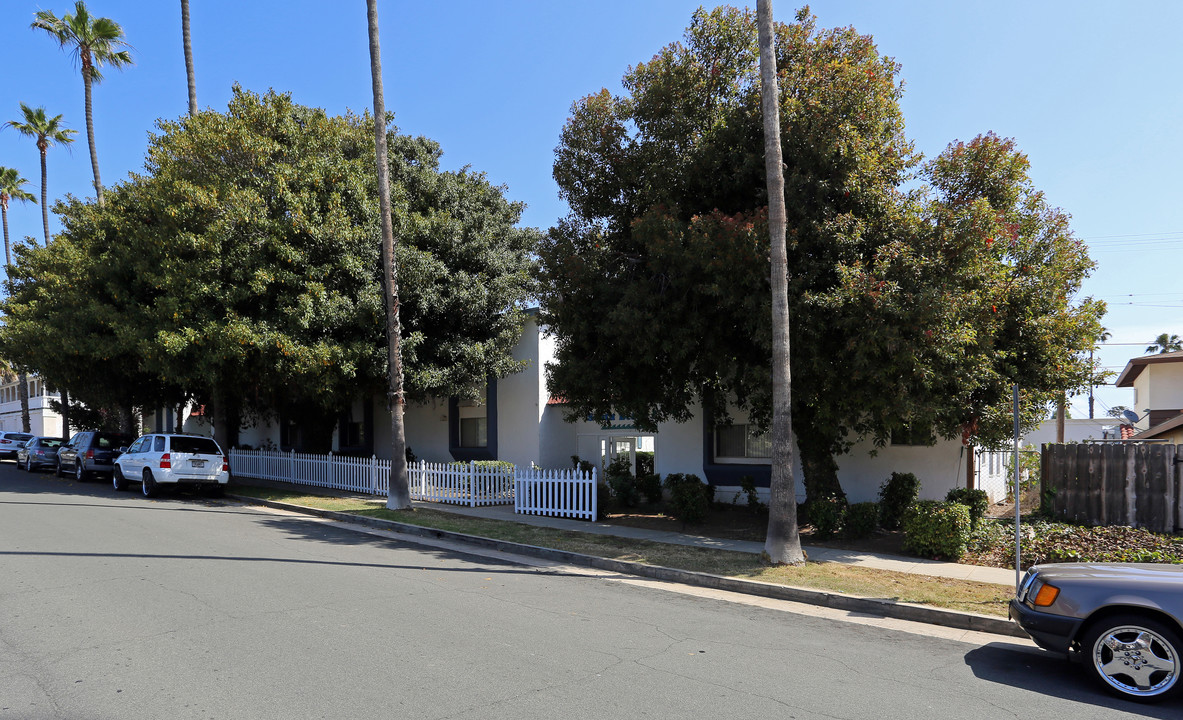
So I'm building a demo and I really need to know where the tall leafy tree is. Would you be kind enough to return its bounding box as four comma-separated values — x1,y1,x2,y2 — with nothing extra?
181,0,197,117
1145,333,1182,354
0,167,36,268
0,89,538,456
540,7,1103,504
32,1,133,207
3,104,76,244
366,0,411,509
3,107,75,434
756,0,802,565
541,6,915,502
0,167,37,432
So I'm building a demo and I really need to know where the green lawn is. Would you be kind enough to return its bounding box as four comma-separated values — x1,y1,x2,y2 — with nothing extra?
230,485,1014,617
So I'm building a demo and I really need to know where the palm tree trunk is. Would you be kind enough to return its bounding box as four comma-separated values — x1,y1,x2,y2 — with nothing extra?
181,0,197,116
757,0,804,565
18,373,30,433
83,71,104,207
39,149,49,244
60,389,71,439
367,0,411,510
2,203,10,267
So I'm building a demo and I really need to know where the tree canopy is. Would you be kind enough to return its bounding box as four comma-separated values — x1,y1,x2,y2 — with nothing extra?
0,88,538,447
539,6,1104,501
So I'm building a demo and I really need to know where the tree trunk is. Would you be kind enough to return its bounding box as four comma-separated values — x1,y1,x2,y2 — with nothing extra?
83,69,104,207
1056,395,1065,443
213,391,241,451
796,424,847,503
39,148,49,244
18,372,30,433
757,0,804,565
176,404,186,434
60,388,71,439
181,0,197,117
2,203,10,265
367,0,412,510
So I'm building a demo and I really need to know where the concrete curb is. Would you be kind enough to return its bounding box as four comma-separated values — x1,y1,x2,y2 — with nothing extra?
230,494,1026,639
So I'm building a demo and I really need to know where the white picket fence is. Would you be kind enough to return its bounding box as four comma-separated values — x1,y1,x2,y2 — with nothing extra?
515,465,598,521
228,449,595,518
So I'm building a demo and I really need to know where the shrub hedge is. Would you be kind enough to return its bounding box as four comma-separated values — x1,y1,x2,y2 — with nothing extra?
903,500,971,560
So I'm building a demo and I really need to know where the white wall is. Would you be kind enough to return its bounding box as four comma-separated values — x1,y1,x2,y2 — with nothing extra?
402,397,449,462
496,316,543,468
1147,363,1183,415
1024,417,1121,445
835,435,968,504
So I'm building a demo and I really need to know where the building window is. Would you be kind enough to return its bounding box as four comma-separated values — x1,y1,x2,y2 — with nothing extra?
459,417,487,448
891,424,935,446
715,424,771,459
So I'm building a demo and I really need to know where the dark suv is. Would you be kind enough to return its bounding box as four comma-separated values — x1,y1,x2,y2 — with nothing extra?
56,430,133,482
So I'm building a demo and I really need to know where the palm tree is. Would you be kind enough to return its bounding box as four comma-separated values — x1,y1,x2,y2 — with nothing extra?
1146,333,1183,354
32,1,133,207
181,0,197,116
366,0,412,510
4,104,76,245
0,167,36,268
757,0,804,565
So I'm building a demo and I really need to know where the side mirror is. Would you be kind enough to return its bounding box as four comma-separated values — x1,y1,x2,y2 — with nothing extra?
118,446,128,454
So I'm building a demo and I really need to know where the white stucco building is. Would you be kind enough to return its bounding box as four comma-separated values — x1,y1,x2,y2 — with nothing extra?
186,310,1007,503
0,375,64,436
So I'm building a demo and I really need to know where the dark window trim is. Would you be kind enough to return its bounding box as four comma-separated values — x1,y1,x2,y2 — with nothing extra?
702,411,771,488
449,377,497,462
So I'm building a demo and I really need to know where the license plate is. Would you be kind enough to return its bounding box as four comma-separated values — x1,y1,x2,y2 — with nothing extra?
190,459,206,468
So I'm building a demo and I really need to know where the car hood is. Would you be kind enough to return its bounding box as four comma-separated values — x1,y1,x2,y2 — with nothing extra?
1032,562,1183,583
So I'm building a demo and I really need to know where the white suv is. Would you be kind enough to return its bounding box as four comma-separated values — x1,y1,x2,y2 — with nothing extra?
113,433,229,498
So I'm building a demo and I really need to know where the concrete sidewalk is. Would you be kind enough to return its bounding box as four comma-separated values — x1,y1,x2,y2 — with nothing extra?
232,478,1018,588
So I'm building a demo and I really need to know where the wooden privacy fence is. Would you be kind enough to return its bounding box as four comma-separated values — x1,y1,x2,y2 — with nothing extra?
515,465,598,521
1041,443,1182,533
229,449,595,517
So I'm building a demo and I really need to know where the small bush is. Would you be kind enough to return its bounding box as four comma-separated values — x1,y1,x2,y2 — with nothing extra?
809,496,846,540
636,451,654,476
878,472,921,530
844,502,879,539
595,481,612,520
737,475,765,512
903,501,971,560
605,455,639,507
664,473,710,525
945,488,989,529
571,455,596,474
636,472,663,504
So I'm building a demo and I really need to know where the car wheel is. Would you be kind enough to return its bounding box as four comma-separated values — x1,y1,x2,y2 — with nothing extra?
113,467,128,492
16,457,25,471
141,469,159,498
24,457,33,472
75,462,85,483
1081,613,1182,702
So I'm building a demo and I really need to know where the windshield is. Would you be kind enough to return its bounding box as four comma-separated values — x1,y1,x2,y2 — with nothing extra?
94,433,131,449
169,436,221,455
38,438,64,448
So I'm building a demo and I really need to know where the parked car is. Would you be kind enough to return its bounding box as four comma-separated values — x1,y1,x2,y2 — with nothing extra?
1010,562,1183,702
56,430,133,482
16,436,66,472
113,433,228,498
0,432,34,459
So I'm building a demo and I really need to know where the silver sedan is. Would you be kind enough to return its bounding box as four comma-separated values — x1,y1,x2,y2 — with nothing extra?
1010,562,1183,703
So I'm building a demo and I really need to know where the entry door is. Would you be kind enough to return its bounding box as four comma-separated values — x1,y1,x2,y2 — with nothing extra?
607,437,637,474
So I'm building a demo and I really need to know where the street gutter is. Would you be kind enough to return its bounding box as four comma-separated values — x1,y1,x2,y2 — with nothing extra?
229,493,1027,639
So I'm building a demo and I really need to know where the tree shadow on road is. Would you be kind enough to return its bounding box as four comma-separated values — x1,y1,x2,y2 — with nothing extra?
964,643,1180,717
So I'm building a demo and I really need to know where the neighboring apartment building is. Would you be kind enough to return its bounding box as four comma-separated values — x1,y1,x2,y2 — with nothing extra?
1115,349,1183,439
183,311,1008,503
0,375,64,436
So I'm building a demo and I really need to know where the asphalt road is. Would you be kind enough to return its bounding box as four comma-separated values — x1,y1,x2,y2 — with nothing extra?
0,462,1175,719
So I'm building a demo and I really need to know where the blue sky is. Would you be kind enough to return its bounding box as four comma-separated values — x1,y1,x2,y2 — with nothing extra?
1,0,1179,418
